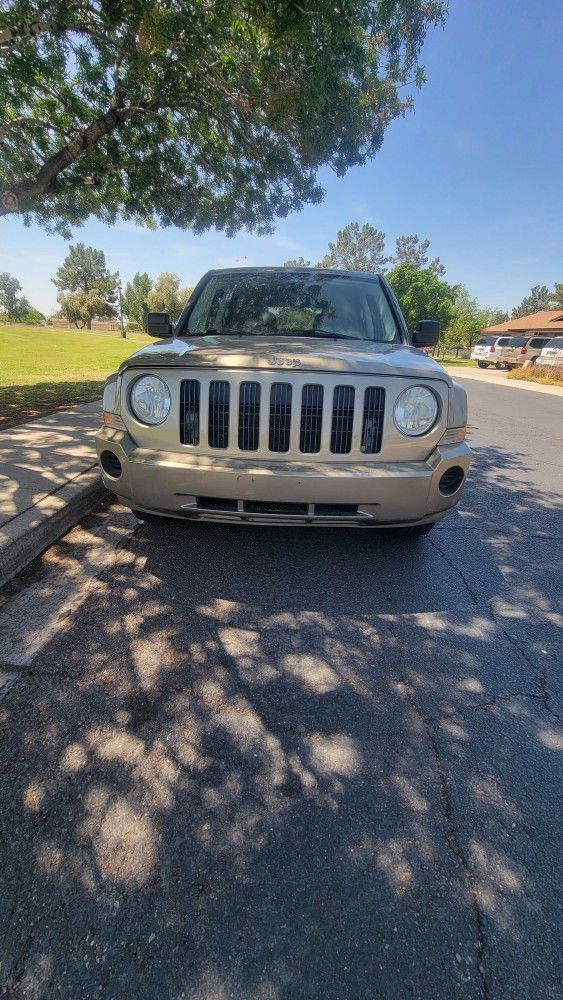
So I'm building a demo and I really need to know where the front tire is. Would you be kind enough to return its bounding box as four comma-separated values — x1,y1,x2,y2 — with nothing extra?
387,522,436,539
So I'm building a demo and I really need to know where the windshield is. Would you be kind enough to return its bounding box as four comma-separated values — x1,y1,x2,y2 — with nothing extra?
506,336,528,347
184,272,401,343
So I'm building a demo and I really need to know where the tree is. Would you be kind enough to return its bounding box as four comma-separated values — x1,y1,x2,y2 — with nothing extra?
550,282,563,310
53,243,117,328
123,272,152,330
392,234,445,276
283,257,312,268
19,305,45,325
317,222,388,272
57,289,114,329
442,287,508,350
0,1,446,236
511,285,552,319
146,274,192,324
386,262,457,336
0,271,29,318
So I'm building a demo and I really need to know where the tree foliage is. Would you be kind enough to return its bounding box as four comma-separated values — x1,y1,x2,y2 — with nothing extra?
0,1,446,235
442,286,507,349
57,289,114,329
283,257,312,268
511,285,552,319
391,234,445,276
550,282,563,310
317,222,388,272
0,271,29,318
123,272,152,330
146,273,192,323
53,243,117,328
386,262,457,335
19,304,46,324
285,224,445,275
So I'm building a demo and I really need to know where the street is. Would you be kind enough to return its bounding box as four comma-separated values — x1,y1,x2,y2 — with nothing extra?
0,376,562,999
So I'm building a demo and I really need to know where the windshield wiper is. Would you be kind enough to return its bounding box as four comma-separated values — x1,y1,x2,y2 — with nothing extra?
190,328,360,341
306,330,360,341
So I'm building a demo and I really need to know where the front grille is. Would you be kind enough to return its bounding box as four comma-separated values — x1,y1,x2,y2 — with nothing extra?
208,380,230,448
315,504,359,516
331,385,355,454
180,377,385,456
300,384,324,453
180,379,200,445
238,381,260,451
361,386,385,454
269,382,292,452
194,498,361,518
245,501,308,515
196,496,237,511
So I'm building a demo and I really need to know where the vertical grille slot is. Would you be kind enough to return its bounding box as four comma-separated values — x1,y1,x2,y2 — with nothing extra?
208,380,230,448
180,379,200,445
269,383,292,452
300,384,324,453
330,385,355,454
361,386,385,454
238,381,261,451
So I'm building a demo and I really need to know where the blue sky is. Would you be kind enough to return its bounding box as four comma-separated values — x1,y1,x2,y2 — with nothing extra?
2,0,562,316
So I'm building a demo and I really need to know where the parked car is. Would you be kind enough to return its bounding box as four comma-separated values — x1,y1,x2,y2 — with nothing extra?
97,268,471,537
496,335,554,369
471,335,512,368
535,336,563,367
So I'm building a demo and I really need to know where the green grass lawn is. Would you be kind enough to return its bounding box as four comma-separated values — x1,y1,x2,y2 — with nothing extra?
438,357,474,367
0,324,151,428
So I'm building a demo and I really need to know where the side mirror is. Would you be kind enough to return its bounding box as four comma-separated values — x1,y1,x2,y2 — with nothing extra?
147,312,172,338
412,320,440,348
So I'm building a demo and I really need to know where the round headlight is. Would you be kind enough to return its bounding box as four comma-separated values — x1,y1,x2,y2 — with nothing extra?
394,385,438,437
130,375,171,425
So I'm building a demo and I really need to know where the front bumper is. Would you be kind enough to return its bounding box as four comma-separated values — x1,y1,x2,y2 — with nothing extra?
96,428,471,526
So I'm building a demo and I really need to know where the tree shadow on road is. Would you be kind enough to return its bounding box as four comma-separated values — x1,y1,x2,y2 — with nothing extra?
0,443,561,999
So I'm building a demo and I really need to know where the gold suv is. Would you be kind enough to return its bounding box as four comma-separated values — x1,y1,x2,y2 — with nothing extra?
97,268,471,537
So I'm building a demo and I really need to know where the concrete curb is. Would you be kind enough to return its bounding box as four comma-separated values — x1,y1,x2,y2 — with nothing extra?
0,466,108,587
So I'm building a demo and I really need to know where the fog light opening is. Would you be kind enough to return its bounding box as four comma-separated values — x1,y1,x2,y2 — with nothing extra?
439,465,464,496
100,450,122,479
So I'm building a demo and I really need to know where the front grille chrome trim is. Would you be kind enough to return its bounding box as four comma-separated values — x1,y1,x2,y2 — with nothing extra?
176,371,400,459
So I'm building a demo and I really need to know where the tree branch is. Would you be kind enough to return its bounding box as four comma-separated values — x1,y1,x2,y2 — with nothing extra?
0,19,55,50
0,101,160,214
0,14,104,52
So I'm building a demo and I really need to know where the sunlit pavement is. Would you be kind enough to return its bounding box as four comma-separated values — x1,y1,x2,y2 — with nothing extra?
0,377,561,999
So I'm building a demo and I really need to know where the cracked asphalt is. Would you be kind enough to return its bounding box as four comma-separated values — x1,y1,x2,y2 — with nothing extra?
0,376,562,1000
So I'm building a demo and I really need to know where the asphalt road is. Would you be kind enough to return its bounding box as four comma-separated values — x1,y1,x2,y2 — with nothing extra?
1,377,562,1000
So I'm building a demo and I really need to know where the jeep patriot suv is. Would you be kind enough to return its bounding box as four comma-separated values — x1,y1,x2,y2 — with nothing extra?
96,268,471,536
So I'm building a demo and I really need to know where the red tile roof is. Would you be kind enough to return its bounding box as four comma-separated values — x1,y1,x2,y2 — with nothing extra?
482,310,563,334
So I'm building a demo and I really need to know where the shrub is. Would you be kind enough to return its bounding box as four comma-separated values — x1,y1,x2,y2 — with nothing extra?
506,365,563,386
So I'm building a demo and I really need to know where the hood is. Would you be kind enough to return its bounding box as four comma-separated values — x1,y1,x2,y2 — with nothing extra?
119,335,452,384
